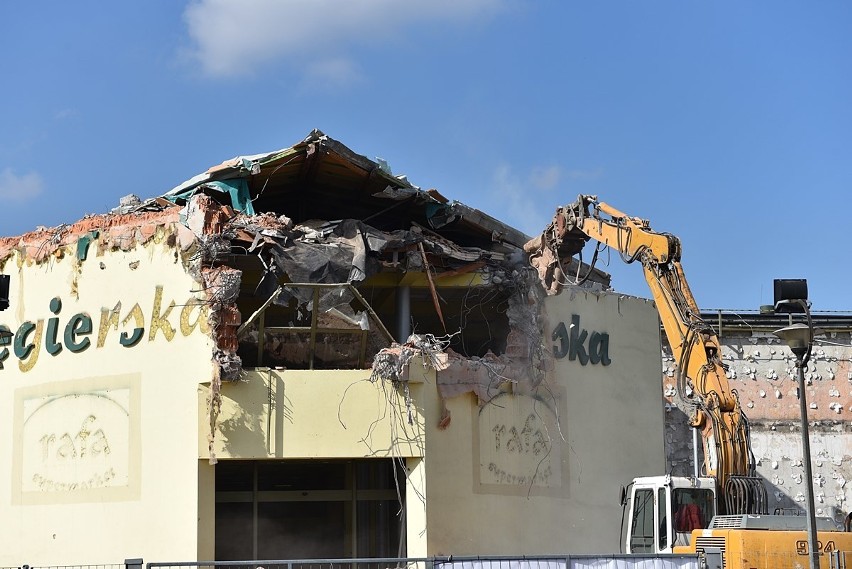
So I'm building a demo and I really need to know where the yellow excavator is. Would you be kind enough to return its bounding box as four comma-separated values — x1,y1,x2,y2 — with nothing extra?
525,194,852,568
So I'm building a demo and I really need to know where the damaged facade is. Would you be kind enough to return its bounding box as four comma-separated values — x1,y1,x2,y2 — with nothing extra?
662,311,852,526
0,131,667,564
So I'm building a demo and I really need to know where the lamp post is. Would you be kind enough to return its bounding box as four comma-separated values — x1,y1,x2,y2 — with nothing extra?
772,279,820,569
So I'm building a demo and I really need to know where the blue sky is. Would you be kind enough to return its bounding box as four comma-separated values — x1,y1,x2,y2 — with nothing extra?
1,1,850,311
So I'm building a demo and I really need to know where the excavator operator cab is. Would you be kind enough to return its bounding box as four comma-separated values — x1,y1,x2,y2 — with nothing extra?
624,476,717,554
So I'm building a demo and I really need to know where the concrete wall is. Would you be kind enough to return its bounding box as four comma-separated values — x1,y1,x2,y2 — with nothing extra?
418,289,666,555
0,230,214,566
208,289,666,557
202,368,426,460
663,330,852,523
198,369,427,559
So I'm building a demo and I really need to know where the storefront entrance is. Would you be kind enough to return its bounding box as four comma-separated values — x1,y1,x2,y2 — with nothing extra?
214,459,406,560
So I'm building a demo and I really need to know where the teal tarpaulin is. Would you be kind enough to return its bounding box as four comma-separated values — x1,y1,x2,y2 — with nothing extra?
167,178,256,215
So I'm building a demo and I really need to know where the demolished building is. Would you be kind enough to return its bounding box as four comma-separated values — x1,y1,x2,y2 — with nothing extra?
0,131,666,564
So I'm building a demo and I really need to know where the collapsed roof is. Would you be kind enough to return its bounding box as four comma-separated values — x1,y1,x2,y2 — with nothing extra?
0,130,617,449
167,131,535,373
162,128,531,254
0,130,611,382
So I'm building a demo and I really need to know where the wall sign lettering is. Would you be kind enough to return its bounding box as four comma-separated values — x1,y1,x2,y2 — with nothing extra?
0,286,209,373
552,314,611,366
476,392,566,497
13,374,142,504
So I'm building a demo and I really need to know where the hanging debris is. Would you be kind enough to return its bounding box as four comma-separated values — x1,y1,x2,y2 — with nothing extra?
370,334,452,385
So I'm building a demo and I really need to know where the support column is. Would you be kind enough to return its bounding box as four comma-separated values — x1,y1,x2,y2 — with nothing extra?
197,460,215,560
396,286,411,343
405,457,427,557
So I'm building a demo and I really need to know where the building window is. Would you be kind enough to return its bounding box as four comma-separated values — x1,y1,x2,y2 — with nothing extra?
215,459,406,560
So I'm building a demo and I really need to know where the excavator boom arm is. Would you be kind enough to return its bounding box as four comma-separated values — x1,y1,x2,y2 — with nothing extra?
527,195,763,514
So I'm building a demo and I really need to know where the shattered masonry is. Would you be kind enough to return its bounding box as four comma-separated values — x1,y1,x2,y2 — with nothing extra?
1,130,610,459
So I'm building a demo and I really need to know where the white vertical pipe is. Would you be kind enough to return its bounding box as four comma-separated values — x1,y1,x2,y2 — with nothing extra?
693,427,700,479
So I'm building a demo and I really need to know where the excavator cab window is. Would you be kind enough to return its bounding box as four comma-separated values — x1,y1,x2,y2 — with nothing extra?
672,488,715,546
657,487,669,551
629,488,655,553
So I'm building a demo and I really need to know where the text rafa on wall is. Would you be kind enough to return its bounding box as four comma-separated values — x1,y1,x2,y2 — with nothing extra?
0,286,209,373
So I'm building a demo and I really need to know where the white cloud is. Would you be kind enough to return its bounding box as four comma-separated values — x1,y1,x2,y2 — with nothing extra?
0,168,44,202
490,163,605,235
529,165,561,190
565,167,603,180
183,0,504,78
298,57,366,93
55,108,80,120
491,164,549,235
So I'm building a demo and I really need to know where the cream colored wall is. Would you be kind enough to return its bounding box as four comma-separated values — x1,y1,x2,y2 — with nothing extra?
0,232,214,566
420,289,666,555
197,461,216,561
201,369,425,459
405,457,429,557
208,291,665,556
198,369,425,559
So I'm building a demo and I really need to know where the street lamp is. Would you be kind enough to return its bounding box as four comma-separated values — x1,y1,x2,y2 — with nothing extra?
772,278,820,569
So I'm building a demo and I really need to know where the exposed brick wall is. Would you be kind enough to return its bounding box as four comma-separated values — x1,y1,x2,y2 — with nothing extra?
662,330,852,523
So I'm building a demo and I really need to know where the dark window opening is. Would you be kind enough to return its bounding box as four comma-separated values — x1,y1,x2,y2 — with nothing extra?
235,283,393,370
233,283,513,370
362,285,513,358
215,459,406,561
224,248,517,370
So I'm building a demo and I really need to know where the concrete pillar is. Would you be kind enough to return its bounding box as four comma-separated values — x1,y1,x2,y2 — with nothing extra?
405,457,427,557
396,286,411,343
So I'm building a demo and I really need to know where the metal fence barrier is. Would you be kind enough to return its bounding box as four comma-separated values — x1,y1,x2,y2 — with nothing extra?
11,550,852,569
2,564,129,569
146,555,700,569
